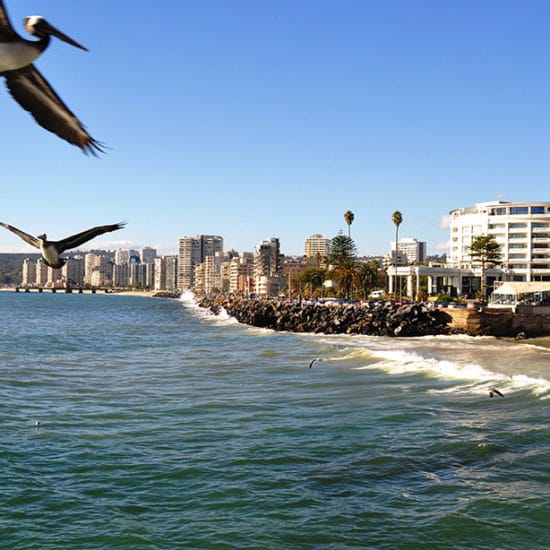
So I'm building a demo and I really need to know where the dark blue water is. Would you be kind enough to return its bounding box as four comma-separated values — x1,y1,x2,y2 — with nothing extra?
1,292,549,548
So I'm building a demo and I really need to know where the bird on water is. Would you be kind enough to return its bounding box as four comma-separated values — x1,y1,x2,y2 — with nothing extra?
0,221,126,269
309,358,328,369
489,388,504,398
0,0,103,154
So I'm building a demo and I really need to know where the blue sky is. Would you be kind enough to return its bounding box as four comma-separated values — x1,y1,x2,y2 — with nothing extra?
1,0,549,256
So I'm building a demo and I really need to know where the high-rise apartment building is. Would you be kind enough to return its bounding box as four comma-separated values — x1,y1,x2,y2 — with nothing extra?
22,258,36,286
448,201,550,281
115,249,130,265
141,247,157,264
305,234,331,259
35,258,48,287
229,252,254,295
254,238,284,296
193,253,223,294
390,237,426,264
85,252,113,287
254,238,281,277
177,235,223,290
63,257,84,287
164,256,178,290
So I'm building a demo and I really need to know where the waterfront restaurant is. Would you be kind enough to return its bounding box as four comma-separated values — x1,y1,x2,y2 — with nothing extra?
489,281,550,309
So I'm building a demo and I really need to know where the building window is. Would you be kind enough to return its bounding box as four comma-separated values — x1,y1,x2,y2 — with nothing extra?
509,223,527,228
510,207,529,215
509,233,526,239
532,223,549,228
531,206,545,214
509,253,526,259
509,243,526,249
491,207,507,215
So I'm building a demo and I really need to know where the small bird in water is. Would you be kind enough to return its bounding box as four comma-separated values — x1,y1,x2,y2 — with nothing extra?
0,0,103,154
0,220,126,268
309,358,327,369
489,388,504,398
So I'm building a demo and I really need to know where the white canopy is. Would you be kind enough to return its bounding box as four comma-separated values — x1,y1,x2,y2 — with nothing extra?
492,282,550,295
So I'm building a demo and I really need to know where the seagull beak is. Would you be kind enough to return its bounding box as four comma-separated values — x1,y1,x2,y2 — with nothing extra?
27,17,89,51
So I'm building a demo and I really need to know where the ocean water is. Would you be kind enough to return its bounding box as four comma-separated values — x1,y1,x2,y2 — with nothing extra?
1,291,548,549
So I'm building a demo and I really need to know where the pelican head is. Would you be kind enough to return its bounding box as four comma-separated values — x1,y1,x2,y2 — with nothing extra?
37,233,47,240
24,16,88,51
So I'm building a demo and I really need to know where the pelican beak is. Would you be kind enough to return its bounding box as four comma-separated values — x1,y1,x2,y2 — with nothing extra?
25,17,88,51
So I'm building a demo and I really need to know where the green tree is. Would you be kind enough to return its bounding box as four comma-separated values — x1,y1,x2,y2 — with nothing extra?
354,261,379,300
329,231,357,265
344,210,355,238
470,235,502,300
391,211,403,299
335,258,356,300
298,268,326,297
328,232,357,299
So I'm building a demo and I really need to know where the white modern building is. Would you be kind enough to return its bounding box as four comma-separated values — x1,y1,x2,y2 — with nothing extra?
391,237,427,264
449,201,550,282
388,200,550,299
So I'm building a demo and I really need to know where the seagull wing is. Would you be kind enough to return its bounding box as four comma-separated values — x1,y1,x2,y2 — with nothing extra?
56,222,126,253
3,65,104,155
0,221,40,249
0,1,19,41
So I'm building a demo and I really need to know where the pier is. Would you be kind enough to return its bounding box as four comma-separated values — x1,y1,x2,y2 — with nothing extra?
14,287,110,294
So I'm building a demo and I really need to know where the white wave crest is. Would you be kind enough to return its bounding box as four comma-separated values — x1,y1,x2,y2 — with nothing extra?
179,293,238,326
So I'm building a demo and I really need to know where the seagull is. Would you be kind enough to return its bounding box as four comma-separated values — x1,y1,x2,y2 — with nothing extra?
489,388,504,398
0,220,126,268
0,0,102,154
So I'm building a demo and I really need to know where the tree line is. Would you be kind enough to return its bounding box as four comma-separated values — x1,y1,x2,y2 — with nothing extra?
291,210,503,302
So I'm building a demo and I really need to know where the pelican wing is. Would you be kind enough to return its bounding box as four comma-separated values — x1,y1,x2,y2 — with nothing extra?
0,1,19,41
3,65,103,155
56,222,126,252
0,221,40,249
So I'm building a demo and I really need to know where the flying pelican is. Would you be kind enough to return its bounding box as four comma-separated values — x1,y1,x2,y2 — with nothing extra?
0,220,126,268
489,388,504,398
0,0,102,154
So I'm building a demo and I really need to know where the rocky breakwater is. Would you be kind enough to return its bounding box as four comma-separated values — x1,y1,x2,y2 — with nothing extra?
198,296,453,337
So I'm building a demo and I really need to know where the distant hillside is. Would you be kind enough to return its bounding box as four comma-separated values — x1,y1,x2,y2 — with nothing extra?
0,253,41,285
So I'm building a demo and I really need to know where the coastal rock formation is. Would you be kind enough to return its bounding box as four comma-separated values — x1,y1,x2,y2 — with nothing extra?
197,296,452,337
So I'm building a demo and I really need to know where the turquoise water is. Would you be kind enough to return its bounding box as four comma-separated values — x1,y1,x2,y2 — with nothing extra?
1,292,549,549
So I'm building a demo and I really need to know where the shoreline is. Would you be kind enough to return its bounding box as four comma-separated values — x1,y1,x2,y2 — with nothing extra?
196,295,550,338
0,286,175,299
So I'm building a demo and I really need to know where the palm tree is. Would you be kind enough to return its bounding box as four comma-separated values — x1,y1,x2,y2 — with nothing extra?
392,210,403,300
344,210,355,238
355,261,379,300
314,252,328,269
335,258,356,300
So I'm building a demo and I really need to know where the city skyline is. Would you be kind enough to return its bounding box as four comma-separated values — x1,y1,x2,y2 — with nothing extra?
1,1,548,257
